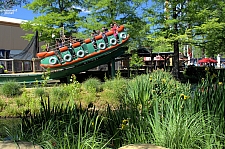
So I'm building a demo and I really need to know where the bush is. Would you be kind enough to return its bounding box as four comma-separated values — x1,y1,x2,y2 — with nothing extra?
0,81,22,97
50,86,70,100
102,77,128,100
34,87,49,98
82,78,102,93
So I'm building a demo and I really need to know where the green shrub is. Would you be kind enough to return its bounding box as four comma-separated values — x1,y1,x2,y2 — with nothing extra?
0,81,22,97
34,87,49,97
82,78,102,93
50,86,70,100
102,77,128,100
0,99,6,111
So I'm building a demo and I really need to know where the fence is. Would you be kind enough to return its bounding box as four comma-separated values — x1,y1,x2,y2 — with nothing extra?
0,58,44,73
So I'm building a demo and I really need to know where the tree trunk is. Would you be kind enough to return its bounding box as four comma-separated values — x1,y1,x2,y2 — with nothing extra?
173,40,180,79
172,4,180,79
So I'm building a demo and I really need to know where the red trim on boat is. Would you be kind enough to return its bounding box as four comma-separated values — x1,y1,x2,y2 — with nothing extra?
95,34,103,40
40,35,130,68
85,38,91,43
117,25,124,32
106,31,114,36
44,51,55,57
60,46,68,52
72,42,81,47
36,52,48,58
37,46,69,58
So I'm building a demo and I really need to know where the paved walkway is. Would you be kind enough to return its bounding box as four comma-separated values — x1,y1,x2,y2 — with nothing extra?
0,141,42,149
119,144,169,149
0,142,168,149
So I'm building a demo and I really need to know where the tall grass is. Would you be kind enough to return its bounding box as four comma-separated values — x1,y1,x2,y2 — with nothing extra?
118,70,224,148
19,98,109,148
2,69,224,149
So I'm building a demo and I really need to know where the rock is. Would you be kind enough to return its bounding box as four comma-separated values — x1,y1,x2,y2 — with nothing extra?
119,144,169,149
0,141,42,149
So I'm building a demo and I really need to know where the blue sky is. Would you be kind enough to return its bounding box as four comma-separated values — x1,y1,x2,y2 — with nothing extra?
0,0,153,21
0,4,40,20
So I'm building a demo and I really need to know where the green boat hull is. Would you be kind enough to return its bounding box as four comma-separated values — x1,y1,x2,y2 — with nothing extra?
0,46,128,83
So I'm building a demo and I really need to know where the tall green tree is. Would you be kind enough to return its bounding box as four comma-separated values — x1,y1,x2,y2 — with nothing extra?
21,0,84,46
79,0,149,50
145,0,192,78
189,0,225,57
0,0,28,10
144,0,225,78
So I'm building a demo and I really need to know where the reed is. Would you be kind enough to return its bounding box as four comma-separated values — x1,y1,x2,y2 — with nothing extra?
1,70,224,148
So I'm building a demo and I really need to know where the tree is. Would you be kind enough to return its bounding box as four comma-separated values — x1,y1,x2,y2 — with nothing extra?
143,0,225,78
76,0,152,73
0,0,28,10
21,0,84,48
130,53,144,74
145,0,192,79
188,1,225,57
78,0,149,50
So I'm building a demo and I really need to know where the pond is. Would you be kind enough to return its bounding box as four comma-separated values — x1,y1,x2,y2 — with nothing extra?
0,118,21,140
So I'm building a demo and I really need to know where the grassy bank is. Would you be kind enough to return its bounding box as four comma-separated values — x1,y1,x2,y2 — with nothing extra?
0,70,224,148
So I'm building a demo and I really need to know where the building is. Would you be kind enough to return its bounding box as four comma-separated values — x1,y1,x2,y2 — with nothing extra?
0,16,30,52
0,16,42,72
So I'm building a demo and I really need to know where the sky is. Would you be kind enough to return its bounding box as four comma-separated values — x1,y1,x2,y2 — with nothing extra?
0,0,153,21
0,5,93,20
0,4,40,20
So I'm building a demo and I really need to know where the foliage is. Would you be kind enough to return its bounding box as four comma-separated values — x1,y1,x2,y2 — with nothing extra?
0,81,22,97
1,70,225,148
123,70,191,112
0,118,21,140
82,77,102,93
142,0,225,77
34,87,49,98
50,86,70,101
41,68,51,87
21,0,84,44
103,74,128,101
193,73,225,127
19,98,108,148
65,74,82,100
0,0,28,10
187,1,225,57
129,53,144,69
183,66,217,83
0,99,6,112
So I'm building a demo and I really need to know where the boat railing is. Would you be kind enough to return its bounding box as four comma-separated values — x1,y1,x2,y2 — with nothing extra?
0,58,44,74
46,39,77,52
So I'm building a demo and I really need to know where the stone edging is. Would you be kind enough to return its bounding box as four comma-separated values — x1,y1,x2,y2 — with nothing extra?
0,141,42,149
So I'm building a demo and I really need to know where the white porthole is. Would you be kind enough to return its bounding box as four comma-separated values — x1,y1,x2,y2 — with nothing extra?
77,50,85,58
63,54,72,62
120,33,127,39
98,43,106,50
110,38,117,46
49,57,58,65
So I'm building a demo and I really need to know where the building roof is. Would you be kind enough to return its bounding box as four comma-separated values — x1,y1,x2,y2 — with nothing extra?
0,16,28,27
0,16,27,24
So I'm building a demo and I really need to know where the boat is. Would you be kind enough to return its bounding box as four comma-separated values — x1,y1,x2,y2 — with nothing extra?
0,25,129,83
37,25,129,70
